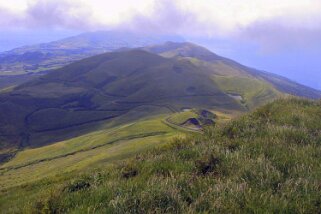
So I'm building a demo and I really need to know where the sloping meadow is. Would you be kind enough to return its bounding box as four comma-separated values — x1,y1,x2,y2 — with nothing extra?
1,98,320,213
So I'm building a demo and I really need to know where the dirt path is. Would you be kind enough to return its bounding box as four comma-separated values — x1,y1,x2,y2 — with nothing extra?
163,117,202,133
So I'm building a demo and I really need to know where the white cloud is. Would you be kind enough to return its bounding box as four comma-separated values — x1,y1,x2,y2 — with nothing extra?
0,0,156,29
1,0,320,31
176,0,321,31
84,0,155,26
1,0,321,47
0,0,29,12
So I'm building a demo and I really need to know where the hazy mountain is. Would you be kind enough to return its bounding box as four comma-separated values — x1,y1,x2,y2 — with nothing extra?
0,31,184,74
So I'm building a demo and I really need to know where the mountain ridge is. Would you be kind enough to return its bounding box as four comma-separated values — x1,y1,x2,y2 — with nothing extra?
143,42,321,99
0,31,184,74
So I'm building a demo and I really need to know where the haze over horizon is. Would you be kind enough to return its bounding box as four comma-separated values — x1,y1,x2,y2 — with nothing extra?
0,0,321,89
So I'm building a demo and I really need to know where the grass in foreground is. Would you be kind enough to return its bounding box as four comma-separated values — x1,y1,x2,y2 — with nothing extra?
0,98,320,213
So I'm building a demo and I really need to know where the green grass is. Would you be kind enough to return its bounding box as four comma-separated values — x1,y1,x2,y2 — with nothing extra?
167,110,198,125
2,117,173,169
0,98,320,213
162,119,201,133
0,116,179,188
0,49,244,154
164,110,214,133
0,134,176,190
3,44,318,156
213,75,282,109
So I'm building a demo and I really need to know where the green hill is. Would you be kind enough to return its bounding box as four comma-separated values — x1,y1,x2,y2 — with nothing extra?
1,42,320,162
0,42,320,213
1,98,320,213
0,49,242,155
144,42,321,101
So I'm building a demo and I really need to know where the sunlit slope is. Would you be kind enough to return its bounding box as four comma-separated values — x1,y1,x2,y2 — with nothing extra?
1,98,320,213
0,106,230,189
0,116,178,188
1,118,171,169
212,75,282,109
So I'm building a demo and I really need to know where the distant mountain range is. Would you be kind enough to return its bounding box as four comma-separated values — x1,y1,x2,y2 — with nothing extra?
0,41,320,157
0,31,184,74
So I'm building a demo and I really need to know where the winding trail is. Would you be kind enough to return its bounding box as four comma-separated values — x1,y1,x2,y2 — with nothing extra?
162,116,203,133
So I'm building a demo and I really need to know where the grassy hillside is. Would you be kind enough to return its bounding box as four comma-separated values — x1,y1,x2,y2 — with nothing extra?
167,110,198,125
0,115,179,189
213,75,282,109
1,42,320,165
144,42,321,101
144,43,283,109
0,49,242,154
1,98,320,213
0,74,40,91
0,109,229,189
1,117,173,170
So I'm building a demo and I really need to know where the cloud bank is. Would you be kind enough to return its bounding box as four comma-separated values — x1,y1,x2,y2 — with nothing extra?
1,0,321,50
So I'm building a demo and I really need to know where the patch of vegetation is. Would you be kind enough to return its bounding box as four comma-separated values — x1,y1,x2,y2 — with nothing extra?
167,110,198,125
1,98,320,213
0,115,181,189
213,75,282,109
121,162,139,179
65,179,91,193
1,117,173,170
167,109,216,131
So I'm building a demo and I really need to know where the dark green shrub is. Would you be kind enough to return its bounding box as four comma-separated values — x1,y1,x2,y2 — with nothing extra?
122,167,138,179
66,179,91,192
196,154,221,175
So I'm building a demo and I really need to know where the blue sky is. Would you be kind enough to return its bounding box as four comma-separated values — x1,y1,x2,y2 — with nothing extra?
0,0,320,90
